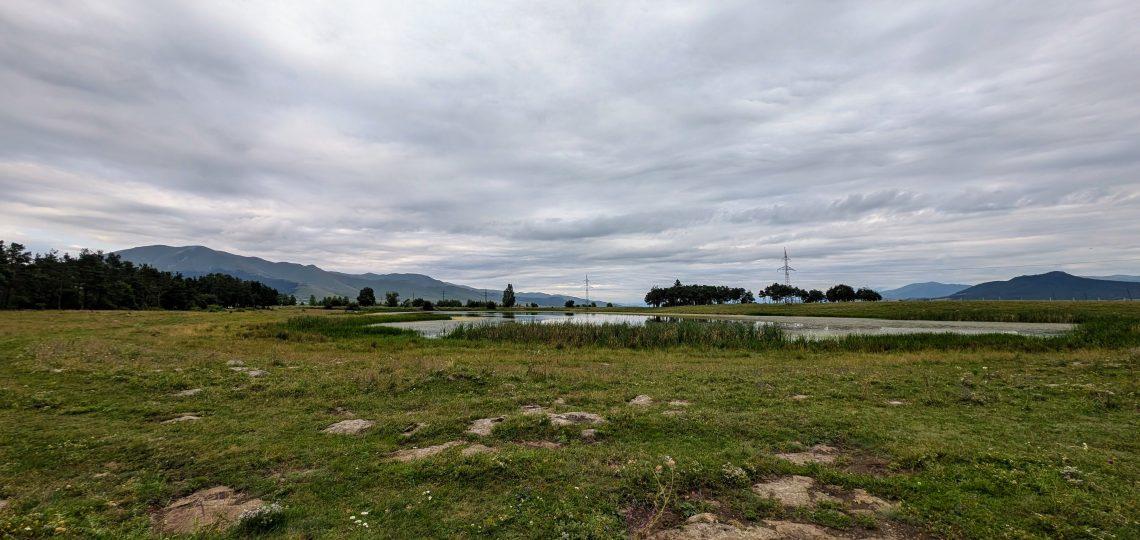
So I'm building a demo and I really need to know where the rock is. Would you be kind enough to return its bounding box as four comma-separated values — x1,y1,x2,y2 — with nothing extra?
553,397,567,405
226,360,244,367
519,440,562,449
850,489,897,513
401,422,426,438
774,444,838,465
388,441,464,462
650,522,780,539
580,429,598,441
520,405,546,415
173,388,203,397
762,520,846,539
246,369,268,378
548,411,605,426
230,367,249,372
322,419,375,435
155,486,263,534
686,513,718,524
790,394,810,401
630,395,654,406
668,400,692,407
461,443,497,456
0,499,7,510
466,417,505,436
751,476,838,508
885,400,906,406
162,415,202,424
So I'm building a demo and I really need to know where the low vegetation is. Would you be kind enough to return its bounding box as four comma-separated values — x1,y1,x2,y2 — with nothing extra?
249,312,450,340
0,306,1136,538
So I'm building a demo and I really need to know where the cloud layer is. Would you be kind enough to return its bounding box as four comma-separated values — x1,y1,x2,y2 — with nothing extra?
2,1,1138,302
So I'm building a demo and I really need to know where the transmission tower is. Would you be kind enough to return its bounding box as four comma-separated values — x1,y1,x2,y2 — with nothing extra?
585,275,590,310
778,248,796,286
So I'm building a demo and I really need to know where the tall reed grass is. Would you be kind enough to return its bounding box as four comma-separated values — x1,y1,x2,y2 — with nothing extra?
443,317,1139,352
249,312,450,340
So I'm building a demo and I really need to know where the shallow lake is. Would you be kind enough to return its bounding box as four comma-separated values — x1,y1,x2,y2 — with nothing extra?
374,311,1074,339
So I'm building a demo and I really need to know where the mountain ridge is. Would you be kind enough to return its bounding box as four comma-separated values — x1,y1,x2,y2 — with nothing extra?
114,245,607,306
943,271,1138,300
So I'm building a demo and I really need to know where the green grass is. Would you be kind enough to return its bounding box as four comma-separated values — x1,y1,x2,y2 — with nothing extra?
0,309,1137,538
606,300,1140,323
249,312,450,340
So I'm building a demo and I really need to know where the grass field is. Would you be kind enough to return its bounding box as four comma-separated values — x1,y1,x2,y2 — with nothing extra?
0,307,1137,538
609,300,1140,324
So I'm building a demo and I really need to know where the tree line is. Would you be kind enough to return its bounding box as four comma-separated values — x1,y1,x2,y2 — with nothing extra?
644,280,754,307
0,241,294,310
645,279,881,307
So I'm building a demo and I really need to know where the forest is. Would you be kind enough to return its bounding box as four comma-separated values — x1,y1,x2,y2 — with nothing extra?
0,241,293,309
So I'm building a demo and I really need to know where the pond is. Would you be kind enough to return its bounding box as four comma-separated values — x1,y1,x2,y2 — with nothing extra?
373,311,1074,339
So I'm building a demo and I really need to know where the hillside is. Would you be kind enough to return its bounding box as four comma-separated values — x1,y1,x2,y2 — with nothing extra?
880,282,970,300
115,245,604,306
943,271,1139,300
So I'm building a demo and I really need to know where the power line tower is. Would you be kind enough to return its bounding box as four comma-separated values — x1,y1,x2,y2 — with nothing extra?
584,275,590,310
778,248,796,286
777,248,796,303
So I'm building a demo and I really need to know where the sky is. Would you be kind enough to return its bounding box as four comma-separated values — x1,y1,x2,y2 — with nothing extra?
1,1,1138,304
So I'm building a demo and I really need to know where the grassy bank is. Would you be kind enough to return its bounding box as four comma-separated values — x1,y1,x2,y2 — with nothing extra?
0,309,1136,538
247,312,450,340
606,300,1140,323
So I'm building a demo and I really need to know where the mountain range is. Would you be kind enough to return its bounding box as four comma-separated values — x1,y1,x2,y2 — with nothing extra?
943,272,1139,300
114,245,606,306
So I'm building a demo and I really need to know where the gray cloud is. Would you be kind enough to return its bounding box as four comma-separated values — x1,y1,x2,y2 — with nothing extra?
1,0,1138,303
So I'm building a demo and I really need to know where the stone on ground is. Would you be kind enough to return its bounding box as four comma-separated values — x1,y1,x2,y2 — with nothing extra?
246,369,267,378
155,486,263,534
172,388,202,397
790,394,810,401
322,419,374,435
548,411,605,426
850,489,898,514
630,394,654,406
520,405,546,415
388,441,464,462
774,444,839,465
162,415,201,424
553,397,567,405
461,443,497,456
668,400,692,407
651,519,853,540
580,428,598,441
226,360,244,367
751,475,838,508
0,499,7,510
885,400,906,406
466,417,505,436
686,513,718,524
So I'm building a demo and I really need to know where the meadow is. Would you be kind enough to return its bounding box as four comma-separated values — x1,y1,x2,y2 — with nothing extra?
0,306,1136,538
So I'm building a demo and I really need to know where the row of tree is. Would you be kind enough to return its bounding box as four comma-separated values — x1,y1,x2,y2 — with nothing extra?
0,241,293,310
644,279,881,307
644,280,754,307
758,283,881,303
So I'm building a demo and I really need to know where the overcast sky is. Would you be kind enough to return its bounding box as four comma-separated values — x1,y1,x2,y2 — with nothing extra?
2,1,1138,303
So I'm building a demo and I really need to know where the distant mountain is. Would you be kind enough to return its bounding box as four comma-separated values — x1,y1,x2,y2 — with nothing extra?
115,245,606,306
880,282,970,300
1085,275,1140,283
943,271,1139,300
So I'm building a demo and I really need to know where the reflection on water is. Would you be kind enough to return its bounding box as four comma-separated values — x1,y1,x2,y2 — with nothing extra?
373,311,1074,339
